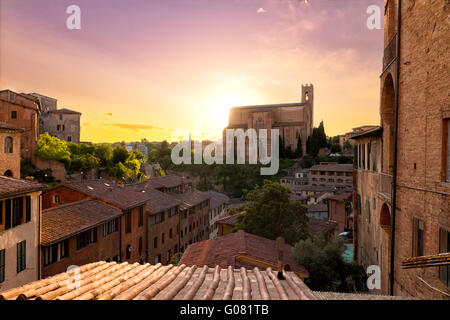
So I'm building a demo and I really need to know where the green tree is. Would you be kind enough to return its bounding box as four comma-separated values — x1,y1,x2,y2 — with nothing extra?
292,235,364,292
94,143,114,167
233,180,309,245
36,133,71,164
310,121,327,157
112,145,129,164
294,136,303,158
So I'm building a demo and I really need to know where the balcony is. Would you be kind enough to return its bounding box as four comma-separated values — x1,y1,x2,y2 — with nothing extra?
378,173,393,201
383,34,397,73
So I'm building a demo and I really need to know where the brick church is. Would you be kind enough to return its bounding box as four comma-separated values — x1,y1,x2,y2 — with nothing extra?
224,84,314,156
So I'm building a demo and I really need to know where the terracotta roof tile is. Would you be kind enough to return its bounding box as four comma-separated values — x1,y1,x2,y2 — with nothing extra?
0,261,318,300
216,213,240,226
42,199,122,245
0,176,46,199
205,190,230,209
63,180,149,210
307,218,337,238
179,230,309,278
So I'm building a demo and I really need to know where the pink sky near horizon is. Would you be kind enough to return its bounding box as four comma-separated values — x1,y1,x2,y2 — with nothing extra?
0,0,384,143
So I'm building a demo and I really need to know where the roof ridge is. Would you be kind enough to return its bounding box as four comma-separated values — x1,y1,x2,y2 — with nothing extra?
43,198,94,213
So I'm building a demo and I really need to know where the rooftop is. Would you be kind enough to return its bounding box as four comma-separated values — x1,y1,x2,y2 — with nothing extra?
171,189,210,210
310,163,353,173
48,108,81,115
205,190,230,209
0,261,318,300
42,199,122,245
231,102,306,110
215,213,240,226
307,218,337,238
308,203,328,212
179,230,309,279
61,180,150,210
0,176,46,199
327,193,352,202
290,184,337,192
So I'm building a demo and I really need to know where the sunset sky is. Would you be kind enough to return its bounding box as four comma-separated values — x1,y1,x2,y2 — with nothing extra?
0,0,384,143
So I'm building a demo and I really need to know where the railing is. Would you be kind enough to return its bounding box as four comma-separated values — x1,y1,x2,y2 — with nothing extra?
378,173,393,198
383,34,397,72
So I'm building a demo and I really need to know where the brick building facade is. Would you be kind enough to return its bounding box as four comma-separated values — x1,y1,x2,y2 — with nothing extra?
0,123,22,178
224,84,314,157
0,90,40,160
353,0,450,299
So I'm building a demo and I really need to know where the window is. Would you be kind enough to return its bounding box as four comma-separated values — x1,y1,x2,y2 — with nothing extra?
361,246,365,266
67,136,72,142
373,197,376,211
4,137,13,153
62,125,65,131
174,245,178,253
44,243,58,266
439,228,449,286
126,245,131,260
445,119,450,183
17,240,26,273
367,142,371,171
354,146,358,168
12,197,23,227
365,200,371,223
60,239,69,259
57,125,61,131
150,212,164,225
154,237,158,249
103,219,118,237
169,207,176,217
125,212,131,233
166,250,171,263
0,249,5,283
76,228,97,250
25,196,31,222
372,142,377,172
356,194,362,215
138,237,143,255
162,233,165,244
169,228,173,239
54,194,61,204
362,144,366,169
59,114,63,121
412,218,424,257
5,199,11,230
9,93,15,102
154,256,159,265
358,144,361,168
138,207,143,227
11,111,17,119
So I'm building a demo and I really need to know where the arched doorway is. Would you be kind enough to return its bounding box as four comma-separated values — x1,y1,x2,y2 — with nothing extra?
379,202,392,294
381,73,395,175
4,170,13,177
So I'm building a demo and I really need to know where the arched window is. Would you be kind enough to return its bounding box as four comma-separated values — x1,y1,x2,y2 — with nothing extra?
126,245,131,260
4,137,13,154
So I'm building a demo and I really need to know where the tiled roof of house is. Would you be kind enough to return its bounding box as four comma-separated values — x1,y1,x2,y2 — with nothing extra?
205,190,230,209
42,199,122,245
171,189,210,210
307,218,337,238
48,108,81,115
145,189,180,214
308,203,328,213
309,163,353,172
0,176,46,199
179,230,309,278
0,261,318,300
327,192,352,202
290,194,308,201
290,185,336,192
62,180,149,210
215,213,240,226
138,175,192,189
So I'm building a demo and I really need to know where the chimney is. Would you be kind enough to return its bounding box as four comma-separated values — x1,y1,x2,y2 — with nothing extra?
276,236,285,280
180,177,185,193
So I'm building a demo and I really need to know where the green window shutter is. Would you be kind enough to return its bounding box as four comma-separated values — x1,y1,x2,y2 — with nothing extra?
0,249,5,283
25,196,31,222
5,199,11,230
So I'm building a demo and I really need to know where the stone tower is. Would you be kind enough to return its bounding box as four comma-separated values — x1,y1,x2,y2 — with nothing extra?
301,84,314,139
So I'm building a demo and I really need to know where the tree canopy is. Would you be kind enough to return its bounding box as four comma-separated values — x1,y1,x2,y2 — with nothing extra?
233,180,309,245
